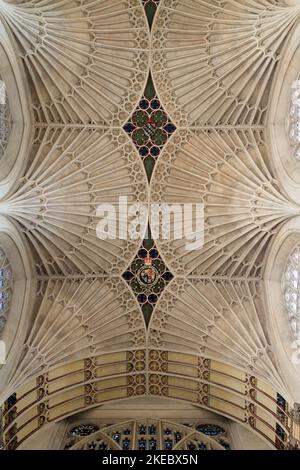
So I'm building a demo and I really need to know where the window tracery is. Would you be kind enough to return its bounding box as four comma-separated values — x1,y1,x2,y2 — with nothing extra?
0,76,10,159
196,424,225,437
65,420,228,451
289,80,300,161
69,424,99,437
283,244,300,339
0,247,12,336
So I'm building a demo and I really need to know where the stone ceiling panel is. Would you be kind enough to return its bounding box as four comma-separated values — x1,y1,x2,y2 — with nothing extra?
0,0,150,125
1,127,148,276
5,277,146,393
150,128,299,277
151,0,300,127
148,278,284,392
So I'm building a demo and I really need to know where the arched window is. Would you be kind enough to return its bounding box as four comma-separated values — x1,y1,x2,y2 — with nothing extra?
0,247,12,336
283,244,300,339
289,80,300,161
63,420,227,450
0,75,10,160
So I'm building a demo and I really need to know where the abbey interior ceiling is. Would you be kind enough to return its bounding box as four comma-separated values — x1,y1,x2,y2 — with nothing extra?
0,0,300,452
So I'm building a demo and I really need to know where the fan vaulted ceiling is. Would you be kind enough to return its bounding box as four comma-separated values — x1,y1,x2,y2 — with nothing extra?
0,0,300,451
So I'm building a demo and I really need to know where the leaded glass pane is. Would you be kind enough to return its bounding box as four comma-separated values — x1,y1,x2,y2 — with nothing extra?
196,424,226,436
69,424,99,437
64,420,231,450
0,248,12,336
283,245,300,339
0,77,11,160
289,81,300,162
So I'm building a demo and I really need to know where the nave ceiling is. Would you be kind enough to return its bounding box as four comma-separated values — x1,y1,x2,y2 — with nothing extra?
0,0,300,450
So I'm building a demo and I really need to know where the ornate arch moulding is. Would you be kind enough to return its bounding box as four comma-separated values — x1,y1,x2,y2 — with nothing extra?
264,216,300,403
0,215,36,402
267,16,300,203
0,11,32,199
1,351,292,450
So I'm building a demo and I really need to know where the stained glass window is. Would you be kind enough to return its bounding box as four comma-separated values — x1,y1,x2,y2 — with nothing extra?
112,432,120,443
69,424,99,437
181,437,210,451
138,438,146,450
195,423,232,449
122,438,130,450
0,248,12,337
277,393,288,426
65,420,229,451
198,443,207,450
164,438,173,450
196,424,226,436
275,423,286,450
5,393,16,411
0,77,11,160
289,80,300,161
283,244,300,339
149,438,157,450
138,424,146,435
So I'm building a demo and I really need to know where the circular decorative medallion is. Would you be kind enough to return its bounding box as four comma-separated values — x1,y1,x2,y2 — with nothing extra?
137,265,159,287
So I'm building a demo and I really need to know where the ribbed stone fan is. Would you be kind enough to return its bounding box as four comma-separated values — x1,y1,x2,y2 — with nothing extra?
148,278,284,392
7,277,145,392
0,0,150,125
150,129,299,277
1,128,148,276
152,0,300,126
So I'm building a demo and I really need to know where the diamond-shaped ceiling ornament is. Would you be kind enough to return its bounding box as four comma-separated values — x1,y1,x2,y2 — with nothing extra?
124,74,176,181
123,232,173,326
